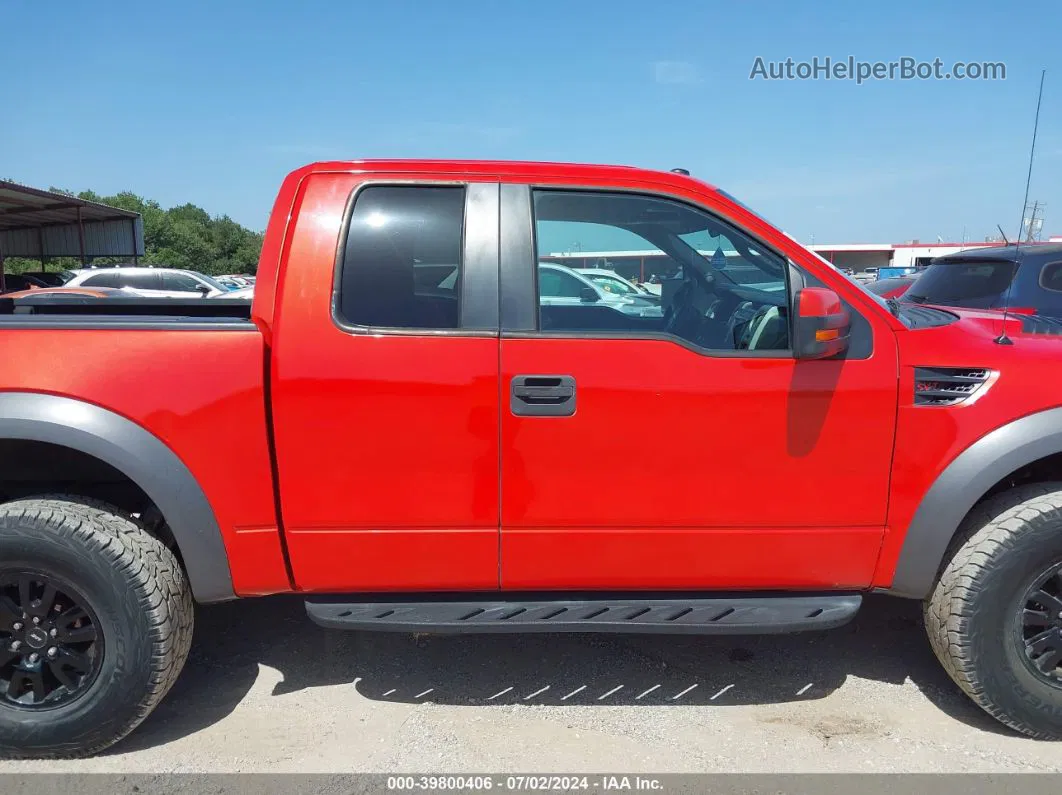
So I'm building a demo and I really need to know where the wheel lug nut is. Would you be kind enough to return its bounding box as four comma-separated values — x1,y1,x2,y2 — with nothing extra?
31,617,40,625
9,640,21,652
27,653,39,664
11,622,22,631
49,628,57,637
46,647,57,659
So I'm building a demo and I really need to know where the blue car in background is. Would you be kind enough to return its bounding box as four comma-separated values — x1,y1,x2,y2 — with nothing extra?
876,266,917,280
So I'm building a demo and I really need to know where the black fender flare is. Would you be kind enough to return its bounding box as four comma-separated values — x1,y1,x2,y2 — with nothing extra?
888,405,1062,598
0,392,235,602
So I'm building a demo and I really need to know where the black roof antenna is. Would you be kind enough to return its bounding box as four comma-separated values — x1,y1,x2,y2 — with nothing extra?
996,224,1009,246
670,168,690,175
996,68,1047,346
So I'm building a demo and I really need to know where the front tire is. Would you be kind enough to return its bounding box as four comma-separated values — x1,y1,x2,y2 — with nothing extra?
925,483,1062,739
0,496,193,758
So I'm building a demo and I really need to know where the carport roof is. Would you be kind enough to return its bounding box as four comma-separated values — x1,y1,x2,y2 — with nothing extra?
0,181,139,231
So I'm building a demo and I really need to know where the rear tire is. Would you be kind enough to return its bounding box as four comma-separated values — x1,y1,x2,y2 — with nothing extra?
924,483,1062,739
0,496,193,758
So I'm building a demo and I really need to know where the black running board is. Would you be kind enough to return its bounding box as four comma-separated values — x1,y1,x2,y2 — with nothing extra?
304,593,861,635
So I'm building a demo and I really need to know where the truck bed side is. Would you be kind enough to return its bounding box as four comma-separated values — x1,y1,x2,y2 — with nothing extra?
0,325,289,598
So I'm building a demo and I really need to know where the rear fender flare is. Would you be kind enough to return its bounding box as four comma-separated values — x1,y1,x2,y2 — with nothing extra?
0,392,234,602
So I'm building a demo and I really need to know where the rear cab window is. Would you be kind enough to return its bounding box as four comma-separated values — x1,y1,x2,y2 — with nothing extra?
336,185,465,330
906,258,1018,309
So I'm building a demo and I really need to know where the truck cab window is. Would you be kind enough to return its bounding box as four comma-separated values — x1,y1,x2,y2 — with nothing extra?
337,185,465,330
532,190,789,352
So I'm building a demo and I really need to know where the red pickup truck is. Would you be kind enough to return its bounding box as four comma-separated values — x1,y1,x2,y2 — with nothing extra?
2,160,1062,757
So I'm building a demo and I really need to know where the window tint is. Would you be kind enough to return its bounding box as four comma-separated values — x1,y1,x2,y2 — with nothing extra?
161,272,204,291
338,186,464,329
118,272,161,290
81,273,119,288
906,259,1017,309
1040,262,1062,293
532,190,789,352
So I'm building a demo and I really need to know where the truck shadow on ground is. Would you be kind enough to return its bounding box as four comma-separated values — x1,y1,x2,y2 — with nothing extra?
117,593,1010,753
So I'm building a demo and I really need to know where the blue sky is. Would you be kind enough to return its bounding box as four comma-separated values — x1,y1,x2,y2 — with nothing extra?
4,0,1060,243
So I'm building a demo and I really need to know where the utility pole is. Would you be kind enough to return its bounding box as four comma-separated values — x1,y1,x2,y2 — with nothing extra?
1023,200,1046,242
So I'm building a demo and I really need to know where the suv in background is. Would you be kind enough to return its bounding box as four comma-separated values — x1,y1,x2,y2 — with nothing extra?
63,266,227,298
905,243,1062,318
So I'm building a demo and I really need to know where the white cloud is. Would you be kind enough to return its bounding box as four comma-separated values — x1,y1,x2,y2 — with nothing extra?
652,60,701,85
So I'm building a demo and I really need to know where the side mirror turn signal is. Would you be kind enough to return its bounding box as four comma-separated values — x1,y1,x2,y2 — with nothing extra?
794,287,850,360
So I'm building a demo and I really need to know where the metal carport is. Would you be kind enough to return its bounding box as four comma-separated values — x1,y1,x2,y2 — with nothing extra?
0,180,145,291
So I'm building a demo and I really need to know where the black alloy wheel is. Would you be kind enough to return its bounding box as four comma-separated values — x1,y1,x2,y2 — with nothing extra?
0,573,103,709
1016,561,1062,688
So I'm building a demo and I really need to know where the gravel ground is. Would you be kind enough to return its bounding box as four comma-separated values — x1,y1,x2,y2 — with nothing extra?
1,594,1059,773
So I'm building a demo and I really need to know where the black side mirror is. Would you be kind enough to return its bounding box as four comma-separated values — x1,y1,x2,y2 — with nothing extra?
579,286,598,302
196,284,212,295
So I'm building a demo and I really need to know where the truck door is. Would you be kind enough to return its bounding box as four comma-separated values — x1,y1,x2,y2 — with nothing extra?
498,183,899,590
271,175,501,592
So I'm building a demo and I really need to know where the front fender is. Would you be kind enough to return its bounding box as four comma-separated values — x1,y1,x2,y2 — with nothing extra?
0,392,235,602
888,406,1062,598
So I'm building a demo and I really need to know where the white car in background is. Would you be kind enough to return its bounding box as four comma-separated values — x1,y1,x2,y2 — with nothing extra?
214,286,254,300
577,268,658,300
538,262,662,317
63,267,228,298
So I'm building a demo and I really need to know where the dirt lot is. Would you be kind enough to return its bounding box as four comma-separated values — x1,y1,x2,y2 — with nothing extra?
1,594,1060,773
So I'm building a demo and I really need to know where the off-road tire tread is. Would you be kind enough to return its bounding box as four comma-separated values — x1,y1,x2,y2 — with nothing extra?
924,482,1062,740
0,495,193,758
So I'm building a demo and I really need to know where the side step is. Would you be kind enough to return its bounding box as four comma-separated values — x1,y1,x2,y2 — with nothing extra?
304,593,861,635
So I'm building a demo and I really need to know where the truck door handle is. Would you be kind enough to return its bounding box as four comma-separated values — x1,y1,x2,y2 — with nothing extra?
510,375,576,417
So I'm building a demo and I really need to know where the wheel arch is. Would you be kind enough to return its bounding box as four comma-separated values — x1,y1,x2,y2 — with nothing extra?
0,392,235,603
888,406,1062,598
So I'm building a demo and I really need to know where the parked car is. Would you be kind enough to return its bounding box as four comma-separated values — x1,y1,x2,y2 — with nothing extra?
22,272,68,287
213,285,254,299
62,267,228,298
6,159,1062,757
0,286,131,301
577,267,659,300
217,275,252,290
0,274,49,294
904,243,1062,318
849,267,879,282
538,262,662,318
865,275,919,299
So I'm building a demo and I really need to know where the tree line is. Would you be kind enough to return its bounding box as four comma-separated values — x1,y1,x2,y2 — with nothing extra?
4,188,263,277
